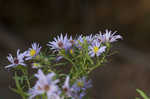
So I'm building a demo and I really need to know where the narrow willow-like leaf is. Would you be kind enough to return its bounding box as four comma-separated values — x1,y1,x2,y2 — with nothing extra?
136,97,141,99
136,89,149,99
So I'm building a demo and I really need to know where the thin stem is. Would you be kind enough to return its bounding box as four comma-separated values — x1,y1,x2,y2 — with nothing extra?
14,72,27,99
22,69,31,88
25,70,31,89
42,93,47,99
22,95,26,99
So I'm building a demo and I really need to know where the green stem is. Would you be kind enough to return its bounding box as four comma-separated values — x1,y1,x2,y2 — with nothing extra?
42,94,45,99
42,93,47,99
22,69,31,88
63,54,76,67
62,54,79,78
25,70,31,89
22,95,26,99
14,72,27,99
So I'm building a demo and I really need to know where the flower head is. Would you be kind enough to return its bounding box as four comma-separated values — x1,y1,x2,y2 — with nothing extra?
95,31,105,42
96,30,122,43
72,77,92,92
88,40,106,57
68,36,75,46
5,49,26,68
32,63,41,69
29,69,60,99
77,35,84,43
62,76,72,97
25,43,41,60
75,35,92,49
47,34,71,52
75,34,94,49
75,35,84,49
85,34,94,44
71,77,92,99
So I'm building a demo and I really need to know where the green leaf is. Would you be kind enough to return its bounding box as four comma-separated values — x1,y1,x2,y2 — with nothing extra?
14,72,21,90
53,62,67,66
136,89,149,99
15,65,26,70
11,73,29,98
136,97,141,99
10,87,21,95
85,53,93,65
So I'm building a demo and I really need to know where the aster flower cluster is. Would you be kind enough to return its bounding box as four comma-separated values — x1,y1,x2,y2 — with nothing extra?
29,70,92,99
5,43,41,69
4,30,122,99
48,30,122,58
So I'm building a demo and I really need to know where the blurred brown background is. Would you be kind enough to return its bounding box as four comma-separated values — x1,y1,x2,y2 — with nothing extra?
0,0,150,99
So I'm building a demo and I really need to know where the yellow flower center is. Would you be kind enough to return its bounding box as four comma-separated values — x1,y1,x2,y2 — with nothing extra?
30,49,36,56
77,81,84,87
93,46,99,53
33,63,39,67
70,49,73,54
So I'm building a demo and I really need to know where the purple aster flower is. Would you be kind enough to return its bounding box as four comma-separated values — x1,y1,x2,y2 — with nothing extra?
29,69,61,99
96,30,122,43
68,36,76,46
88,40,106,57
85,34,94,44
47,34,71,52
75,34,94,49
62,76,73,97
75,35,86,49
5,49,26,68
25,43,42,60
71,77,92,99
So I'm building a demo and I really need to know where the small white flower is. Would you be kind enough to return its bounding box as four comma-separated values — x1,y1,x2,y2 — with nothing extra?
29,69,60,99
5,49,26,68
47,34,71,52
25,43,41,60
96,30,122,43
32,63,41,69
88,41,106,57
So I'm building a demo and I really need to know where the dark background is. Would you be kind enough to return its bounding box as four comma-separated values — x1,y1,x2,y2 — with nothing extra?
0,0,150,99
